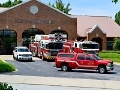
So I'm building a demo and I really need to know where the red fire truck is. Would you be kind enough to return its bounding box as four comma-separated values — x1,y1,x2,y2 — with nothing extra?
29,33,67,60
63,40,99,55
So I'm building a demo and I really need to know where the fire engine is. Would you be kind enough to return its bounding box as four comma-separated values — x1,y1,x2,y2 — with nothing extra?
63,40,99,55
29,33,67,60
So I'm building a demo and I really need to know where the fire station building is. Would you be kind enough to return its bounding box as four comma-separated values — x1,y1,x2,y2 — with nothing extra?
0,0,120,54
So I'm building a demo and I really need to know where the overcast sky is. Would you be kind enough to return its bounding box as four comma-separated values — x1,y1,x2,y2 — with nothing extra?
0,0,120,19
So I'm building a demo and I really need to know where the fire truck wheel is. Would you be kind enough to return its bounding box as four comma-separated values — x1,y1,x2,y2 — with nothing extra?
61,64,68,71
98,66,106,74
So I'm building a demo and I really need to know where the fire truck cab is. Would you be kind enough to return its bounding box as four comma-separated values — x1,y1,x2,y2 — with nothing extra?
29,33,67,61
63,40,99,55
73,41,99,55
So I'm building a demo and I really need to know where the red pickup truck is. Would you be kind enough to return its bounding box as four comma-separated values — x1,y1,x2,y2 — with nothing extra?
55,53,114,74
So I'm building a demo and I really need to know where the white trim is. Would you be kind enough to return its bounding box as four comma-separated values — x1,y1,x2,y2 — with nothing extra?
57,60,98,68
87,24,106,34
82,49,99,51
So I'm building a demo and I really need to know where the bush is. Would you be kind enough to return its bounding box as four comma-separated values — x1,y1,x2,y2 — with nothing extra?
113,38,120,50
0,82,13,90
0,59,16,72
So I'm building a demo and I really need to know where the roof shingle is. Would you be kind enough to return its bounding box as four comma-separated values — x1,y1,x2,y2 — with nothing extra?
77,15,120,37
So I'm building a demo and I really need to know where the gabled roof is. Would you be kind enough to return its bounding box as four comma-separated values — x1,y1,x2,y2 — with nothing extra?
0,0,75,18
87,24,106,34
77,15,120,37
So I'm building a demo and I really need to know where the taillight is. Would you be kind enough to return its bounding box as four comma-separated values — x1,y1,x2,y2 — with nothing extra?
82,50,87,53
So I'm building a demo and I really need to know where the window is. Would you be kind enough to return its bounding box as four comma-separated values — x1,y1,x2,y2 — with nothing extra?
75,43,77,47
18,48,29,52
107,41,113,50
82,43,99,49
58,54,74,58
77,55,85,60
86,55,93,60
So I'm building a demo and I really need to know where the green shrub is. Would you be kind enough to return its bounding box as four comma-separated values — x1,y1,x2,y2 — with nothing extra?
0,59,16,72
113,38,120,50
0,82,13,90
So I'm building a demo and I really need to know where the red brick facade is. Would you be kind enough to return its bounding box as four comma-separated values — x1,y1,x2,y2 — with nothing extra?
0,0,77,46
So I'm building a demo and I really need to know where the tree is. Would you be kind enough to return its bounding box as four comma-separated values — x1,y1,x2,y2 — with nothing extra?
113,38,120,50
0,0,22,7
115,11,120,26
112,0,118,4
48,0,72,14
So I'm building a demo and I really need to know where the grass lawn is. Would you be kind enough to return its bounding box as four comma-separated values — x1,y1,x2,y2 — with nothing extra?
0,59,16,72
99,51,120,63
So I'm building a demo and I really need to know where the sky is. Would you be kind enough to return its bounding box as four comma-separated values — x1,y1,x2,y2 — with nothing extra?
0,0,120,19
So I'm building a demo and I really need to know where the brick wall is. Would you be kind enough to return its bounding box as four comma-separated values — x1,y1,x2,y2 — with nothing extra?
0,0,77,46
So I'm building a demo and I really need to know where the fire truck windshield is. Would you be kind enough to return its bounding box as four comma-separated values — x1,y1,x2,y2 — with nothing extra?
82,44,99,49
46,43,63,49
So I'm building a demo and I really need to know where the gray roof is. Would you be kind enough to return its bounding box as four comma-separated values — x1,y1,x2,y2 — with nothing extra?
77,15,120,37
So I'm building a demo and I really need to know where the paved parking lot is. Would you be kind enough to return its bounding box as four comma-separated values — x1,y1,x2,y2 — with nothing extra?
0,55,41,60
1,55,120,90
1,55,120,81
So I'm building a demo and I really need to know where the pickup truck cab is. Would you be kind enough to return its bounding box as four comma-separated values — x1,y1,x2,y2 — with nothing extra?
55,53,114,74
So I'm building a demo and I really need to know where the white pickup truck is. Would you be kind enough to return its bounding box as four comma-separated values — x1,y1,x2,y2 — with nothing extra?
13,46,33,61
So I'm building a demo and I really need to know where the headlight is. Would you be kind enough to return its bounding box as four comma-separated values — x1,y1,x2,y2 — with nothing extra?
45,52,51,55
30,54,32,56
107,63,111,66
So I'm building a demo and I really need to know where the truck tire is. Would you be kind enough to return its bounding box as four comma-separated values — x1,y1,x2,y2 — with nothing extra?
61,64,68,71
98,66,106,74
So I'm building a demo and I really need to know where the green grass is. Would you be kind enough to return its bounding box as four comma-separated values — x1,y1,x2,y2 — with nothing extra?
0,59,16,72
99,51,120,63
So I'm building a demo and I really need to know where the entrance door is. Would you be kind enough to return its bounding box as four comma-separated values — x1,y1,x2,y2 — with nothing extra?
22,28,45,48
0,29,17,55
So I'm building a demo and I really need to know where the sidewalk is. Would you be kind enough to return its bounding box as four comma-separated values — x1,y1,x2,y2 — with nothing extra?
0,75,120,90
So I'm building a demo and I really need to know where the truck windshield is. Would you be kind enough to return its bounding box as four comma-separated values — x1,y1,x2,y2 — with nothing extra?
93,54,102,60
82,44,99,49
18,48,29,52
46,43,63,49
